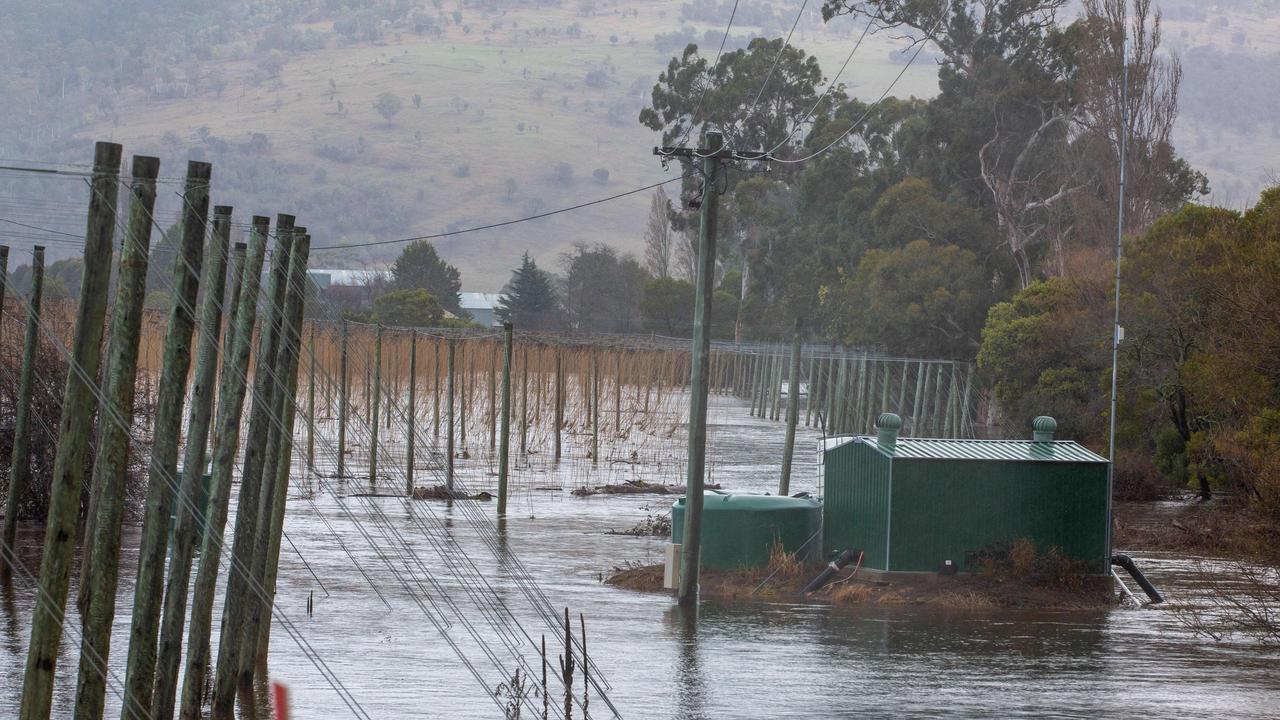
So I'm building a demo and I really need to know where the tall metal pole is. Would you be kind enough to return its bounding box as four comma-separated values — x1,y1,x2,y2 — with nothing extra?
1106,31,1130,561
678,130,723,606
498,323,513,516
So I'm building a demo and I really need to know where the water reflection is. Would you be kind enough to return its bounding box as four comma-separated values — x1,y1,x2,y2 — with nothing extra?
665,603,707,720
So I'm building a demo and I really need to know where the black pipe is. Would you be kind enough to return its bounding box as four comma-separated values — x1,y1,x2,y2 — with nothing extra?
1111,554,1163,604
801,549,858,595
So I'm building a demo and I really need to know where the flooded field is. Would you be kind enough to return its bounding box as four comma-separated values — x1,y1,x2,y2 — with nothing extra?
3,394,1279,718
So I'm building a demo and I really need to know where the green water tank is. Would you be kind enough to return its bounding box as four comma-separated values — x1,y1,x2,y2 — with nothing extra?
671,492,823,571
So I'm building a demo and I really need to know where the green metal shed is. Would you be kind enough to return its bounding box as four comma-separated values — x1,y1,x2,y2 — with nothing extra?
822,414,1110,574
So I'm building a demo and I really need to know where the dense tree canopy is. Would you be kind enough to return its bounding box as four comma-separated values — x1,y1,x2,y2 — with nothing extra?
390,240,462,314
497,252,559,330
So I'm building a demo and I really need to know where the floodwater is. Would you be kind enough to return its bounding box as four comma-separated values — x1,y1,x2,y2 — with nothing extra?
3,394,1279,718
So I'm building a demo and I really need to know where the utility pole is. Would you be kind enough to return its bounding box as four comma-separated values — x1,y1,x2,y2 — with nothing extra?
655,130,771,607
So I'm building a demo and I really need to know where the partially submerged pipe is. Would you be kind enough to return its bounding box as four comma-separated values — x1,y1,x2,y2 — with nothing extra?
801,549,859,595
1111,554,1163,604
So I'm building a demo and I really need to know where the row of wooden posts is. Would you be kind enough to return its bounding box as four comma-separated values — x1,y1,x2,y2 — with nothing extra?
0,143,708,720
0,143,326,720
0,146,981,720
730,341,976,439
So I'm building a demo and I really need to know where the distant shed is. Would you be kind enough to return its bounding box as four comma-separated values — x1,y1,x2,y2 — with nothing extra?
822,414,1110,575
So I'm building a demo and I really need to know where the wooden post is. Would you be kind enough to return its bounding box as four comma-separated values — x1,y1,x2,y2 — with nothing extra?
2,245,43,574
211,216,293,719
307,326,316,471
241,231,311,694
614,352,622,434
822,358,834,434
120,161,211,716
677,130,724,606
591,353,599,464
176,218,268,720
779,324,802,496
498,323,512,515
553,349,562,461
370,324,382,485
76,154,160,720
771,352,784,421
520,347,528,455
152,213,235,720
406,332,417,493
20,141,122,720
897,361,909,417
432,338,440,439
446,337,456,492
805,353,816,428
0,244,7,354
910,361,925,437
459,341,467,450
488,342,497,451
337,320,348,479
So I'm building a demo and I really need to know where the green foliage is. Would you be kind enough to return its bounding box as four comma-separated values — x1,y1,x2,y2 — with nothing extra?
638,277,736,339
640,277,692,335
372,288,444,327
390,240,462,313
374,91,404,122
977,277,1109,442
822,240,989,358
497,252,559,330
560,244,648,333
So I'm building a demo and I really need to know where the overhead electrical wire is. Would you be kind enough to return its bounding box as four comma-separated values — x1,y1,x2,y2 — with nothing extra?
773,14,944,164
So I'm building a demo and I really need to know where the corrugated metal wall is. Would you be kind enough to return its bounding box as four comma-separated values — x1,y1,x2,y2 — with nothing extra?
822,439,892,569
888,460,1110,573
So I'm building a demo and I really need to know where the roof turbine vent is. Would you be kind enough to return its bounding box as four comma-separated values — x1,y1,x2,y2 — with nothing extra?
1032,415,1057,442
876,413,902,450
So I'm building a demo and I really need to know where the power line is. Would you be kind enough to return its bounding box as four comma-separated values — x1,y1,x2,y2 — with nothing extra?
764,15,875,156
311,174,687,251
741,0,811,125
677,0,743,155
773,14,943,164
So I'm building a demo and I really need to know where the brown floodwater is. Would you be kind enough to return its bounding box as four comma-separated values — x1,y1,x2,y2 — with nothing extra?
2,396,1278,718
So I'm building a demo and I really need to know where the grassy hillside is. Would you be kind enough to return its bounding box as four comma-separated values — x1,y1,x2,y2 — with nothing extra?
26,0,1280,289
75,0,937,288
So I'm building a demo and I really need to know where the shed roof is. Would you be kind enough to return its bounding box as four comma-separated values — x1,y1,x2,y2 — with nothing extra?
856,436,1108,463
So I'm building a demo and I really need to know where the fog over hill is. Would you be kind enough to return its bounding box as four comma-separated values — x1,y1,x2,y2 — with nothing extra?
0,0,1274,288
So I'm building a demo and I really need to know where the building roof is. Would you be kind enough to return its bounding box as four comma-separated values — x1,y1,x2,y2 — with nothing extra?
308,269,392,288
856,436,1108,463
460,292,501,310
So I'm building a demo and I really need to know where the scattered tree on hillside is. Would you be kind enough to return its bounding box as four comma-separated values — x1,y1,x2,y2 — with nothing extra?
374,91,404,123
497,252,559,330
391,240,462,313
